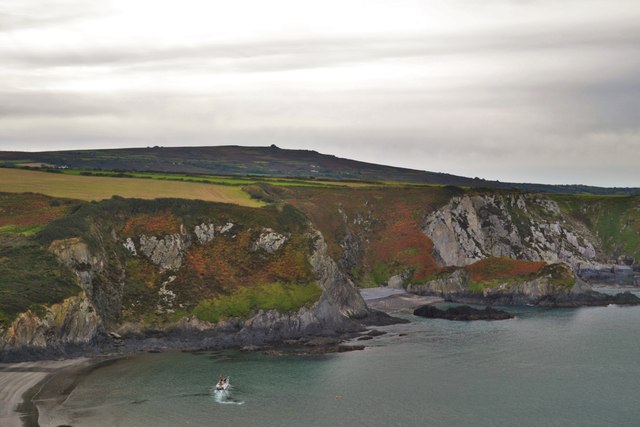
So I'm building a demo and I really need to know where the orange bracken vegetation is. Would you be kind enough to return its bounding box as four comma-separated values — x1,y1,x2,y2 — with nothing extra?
465,257,546,282
122,211,181,236
0,193,71,227
368,202,440,281
180,231,313,293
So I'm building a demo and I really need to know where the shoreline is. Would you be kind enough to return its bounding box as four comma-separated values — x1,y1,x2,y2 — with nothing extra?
0,287,419,425
0,357,92,427
360,287,443,313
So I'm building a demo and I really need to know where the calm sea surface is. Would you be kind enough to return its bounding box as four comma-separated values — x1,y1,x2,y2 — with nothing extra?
51,294,640,426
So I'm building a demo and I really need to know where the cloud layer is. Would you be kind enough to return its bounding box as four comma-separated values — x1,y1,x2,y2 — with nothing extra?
1,0,639,186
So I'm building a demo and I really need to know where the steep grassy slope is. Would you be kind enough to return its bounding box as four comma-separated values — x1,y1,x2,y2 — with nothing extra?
551,195,640,261
0,194,80,325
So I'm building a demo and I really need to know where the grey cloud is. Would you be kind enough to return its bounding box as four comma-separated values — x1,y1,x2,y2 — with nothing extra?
0,2,107,31
4,21,640,73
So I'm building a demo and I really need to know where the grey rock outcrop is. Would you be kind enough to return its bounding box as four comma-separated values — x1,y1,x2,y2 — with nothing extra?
139,234,186,270
123,237,137,255
194,223,215,244
48,235,126,327
251,229,288,253
49,238,105,295
1,294,102,356
309,229,369,319
407,263,639,307
423,194,599,268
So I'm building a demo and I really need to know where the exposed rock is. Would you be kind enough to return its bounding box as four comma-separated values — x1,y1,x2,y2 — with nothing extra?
407,263,640,307
577,262,638,286
251,228,288,253
219,222,234,234
386,274,405,289
194,223,215,244
123,237,137,255
407,269,470,296
156,276,177,314
49,236,125,326
1,294,102,356
308,229,369,319
49,238,105,294
413,305,513,321
139,234,185,270
337,344,365,352
423,194,599,268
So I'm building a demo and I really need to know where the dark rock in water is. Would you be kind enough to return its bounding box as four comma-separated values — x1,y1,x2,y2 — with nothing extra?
337,344,365,352
612,292,640,305
357,336,374,341
367,329,387,337
305,337,340,347
538,290,640,307
413,305,513,321
359,309,410,326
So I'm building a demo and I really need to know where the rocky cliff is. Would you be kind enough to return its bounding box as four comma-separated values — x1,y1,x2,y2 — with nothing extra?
0,198,374,361
423,194,598,267
407,263,640,307
0,188,638,360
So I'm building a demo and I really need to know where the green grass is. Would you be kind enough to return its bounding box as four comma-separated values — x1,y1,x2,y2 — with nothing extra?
192,282,322,323
0,224,44,236
57,168,371,188
467,263,576,293
0,234,80,325
551,194,640,259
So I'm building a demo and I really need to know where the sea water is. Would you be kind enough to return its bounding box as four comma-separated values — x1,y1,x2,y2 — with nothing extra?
47,300,640,427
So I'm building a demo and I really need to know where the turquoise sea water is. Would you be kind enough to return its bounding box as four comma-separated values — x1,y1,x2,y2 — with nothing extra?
50,300,640,427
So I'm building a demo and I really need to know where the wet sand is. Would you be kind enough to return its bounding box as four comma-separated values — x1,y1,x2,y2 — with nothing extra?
0,358,87,427
361,287,443,313
0,357,117,427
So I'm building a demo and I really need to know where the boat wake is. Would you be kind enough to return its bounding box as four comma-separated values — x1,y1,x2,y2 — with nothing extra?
211,387,245,405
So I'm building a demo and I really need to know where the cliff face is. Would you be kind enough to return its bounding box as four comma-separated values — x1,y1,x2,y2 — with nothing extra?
407,263,639,307
1,294,101,356
1,188,638,360
0,198,370,360
423,194,598,267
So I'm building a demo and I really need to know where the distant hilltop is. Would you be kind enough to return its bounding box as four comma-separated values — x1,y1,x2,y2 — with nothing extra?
0,145,637,195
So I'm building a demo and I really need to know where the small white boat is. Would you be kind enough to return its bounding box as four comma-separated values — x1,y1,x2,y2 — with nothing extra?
215,376,230,391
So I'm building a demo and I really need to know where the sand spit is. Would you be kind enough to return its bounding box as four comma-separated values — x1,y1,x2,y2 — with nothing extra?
360,287,443,313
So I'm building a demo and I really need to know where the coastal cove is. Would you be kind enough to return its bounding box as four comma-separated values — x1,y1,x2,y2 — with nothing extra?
9,297,640,427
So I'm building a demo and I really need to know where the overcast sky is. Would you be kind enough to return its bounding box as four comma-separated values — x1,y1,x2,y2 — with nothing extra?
1,0,639,186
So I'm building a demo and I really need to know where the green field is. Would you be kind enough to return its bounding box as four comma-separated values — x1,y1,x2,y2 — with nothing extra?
0,168,264,207
56,168,377,188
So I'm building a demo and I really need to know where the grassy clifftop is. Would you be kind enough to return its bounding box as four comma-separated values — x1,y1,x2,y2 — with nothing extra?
551,194,640,260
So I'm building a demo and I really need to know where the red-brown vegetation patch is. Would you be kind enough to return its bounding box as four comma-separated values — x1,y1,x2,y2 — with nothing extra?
367,202,440,282
284,186,460,285
465,257,546,282
122,211,181,236
175,231,314,305
0,192,72,227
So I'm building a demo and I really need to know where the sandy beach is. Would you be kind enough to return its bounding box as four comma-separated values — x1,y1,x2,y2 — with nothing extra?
0,357,115,427
360,287,443,313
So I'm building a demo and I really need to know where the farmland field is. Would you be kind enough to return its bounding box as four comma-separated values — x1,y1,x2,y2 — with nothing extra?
0,168,263,207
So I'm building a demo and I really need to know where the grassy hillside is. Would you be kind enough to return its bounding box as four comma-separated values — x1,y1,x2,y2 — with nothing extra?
551,194,640,260
0,193,81,325
0,168,263,207
1,146,637,195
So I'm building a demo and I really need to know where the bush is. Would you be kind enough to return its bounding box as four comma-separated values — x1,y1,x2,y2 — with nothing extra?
192,282,321,323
